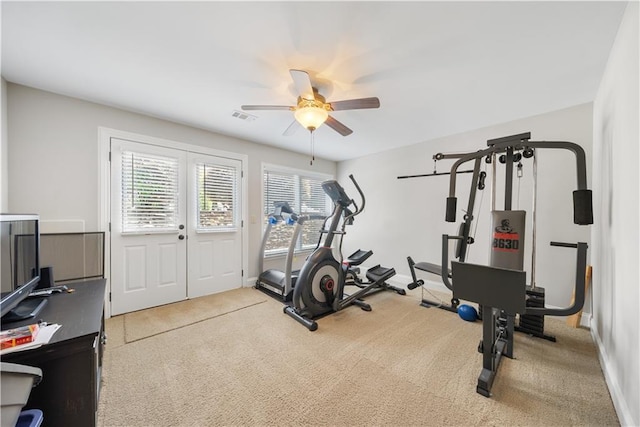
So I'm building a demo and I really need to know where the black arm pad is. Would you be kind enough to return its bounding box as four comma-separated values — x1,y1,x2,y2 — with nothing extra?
445,197,457,222
573,189,593,225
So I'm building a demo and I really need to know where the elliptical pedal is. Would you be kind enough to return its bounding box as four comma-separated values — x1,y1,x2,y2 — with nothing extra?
365,265,406,296
365,265,396,282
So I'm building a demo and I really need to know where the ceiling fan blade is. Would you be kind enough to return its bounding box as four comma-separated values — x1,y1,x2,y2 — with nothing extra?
329,97,380,111
283,120,300,136
241,105,294,111
290,69,315,101
325,115,353,136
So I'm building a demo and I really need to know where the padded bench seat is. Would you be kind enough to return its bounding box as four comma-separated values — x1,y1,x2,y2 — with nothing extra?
414,261,452,278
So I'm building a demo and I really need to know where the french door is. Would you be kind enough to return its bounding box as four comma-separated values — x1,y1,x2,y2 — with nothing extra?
110,138,243,315
187,153,243,298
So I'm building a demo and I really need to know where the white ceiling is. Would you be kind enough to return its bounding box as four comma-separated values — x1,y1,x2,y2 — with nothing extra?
1,1,627,161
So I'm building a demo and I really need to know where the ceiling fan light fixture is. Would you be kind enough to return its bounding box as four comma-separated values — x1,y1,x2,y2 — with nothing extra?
294,104,329,131
242,69,378,137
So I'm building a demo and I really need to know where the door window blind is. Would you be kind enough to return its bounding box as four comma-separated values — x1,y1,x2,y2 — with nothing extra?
196,162,238,230
121,151,180,232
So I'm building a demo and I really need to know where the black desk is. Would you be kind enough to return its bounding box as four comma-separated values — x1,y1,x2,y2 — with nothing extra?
1,279,106,427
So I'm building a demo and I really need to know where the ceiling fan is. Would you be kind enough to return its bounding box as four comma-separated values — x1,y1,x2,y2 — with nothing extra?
241,69,380,137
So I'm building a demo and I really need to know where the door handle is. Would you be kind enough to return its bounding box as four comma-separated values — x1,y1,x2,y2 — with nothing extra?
178,235,185,240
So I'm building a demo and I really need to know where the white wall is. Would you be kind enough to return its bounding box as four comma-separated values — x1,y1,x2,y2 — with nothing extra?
592,3,639,426
337,103,593,314
5,83,336,280
1,78,8,211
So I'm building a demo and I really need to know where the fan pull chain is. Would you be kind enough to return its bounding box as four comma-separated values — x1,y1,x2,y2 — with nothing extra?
309,130,315,166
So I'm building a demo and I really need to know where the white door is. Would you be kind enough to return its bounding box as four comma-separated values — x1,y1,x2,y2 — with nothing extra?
187,154,243,298
110,139,187,315
110,138,244,315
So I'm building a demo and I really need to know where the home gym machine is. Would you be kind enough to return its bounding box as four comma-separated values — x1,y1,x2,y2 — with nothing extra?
402,152,487,313
256,201,325,301
284,175,398,331
440,132,592,397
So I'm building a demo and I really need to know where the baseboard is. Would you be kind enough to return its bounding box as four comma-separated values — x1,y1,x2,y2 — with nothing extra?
246,277,258,288
383,272,410,289
590,320,635,426
542,306,592,328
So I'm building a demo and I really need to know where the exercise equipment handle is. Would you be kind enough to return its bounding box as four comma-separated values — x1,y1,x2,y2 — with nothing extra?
349,174,365,213
343,174,366,224
397,170,474,179
550,241,578,248
445,136,593,225
525,241,588,317
406,257,423,290
440,234,463,291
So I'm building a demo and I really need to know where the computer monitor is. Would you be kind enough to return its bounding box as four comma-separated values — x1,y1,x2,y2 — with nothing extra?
0,214,45,322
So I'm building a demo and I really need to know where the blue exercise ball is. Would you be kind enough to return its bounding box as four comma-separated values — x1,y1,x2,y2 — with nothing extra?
458,304,478,322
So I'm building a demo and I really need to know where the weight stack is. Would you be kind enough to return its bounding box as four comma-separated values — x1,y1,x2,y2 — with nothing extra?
516,286,556,342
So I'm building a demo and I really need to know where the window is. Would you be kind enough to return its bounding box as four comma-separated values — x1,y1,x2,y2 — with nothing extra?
121,151,179,232
263,165,332,254
196,162,238,230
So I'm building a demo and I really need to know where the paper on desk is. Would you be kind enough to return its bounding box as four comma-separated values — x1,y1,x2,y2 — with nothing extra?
0,323,62,355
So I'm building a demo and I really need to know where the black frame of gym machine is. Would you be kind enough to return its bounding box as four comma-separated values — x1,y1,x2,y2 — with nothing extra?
402,132,593,397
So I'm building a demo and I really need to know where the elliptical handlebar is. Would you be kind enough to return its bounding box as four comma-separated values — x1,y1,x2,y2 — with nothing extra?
343,174,365,223
319,175,366,247
349,174,366,213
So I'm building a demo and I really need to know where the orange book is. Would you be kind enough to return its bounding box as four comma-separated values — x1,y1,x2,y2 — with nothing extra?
0,323,40,350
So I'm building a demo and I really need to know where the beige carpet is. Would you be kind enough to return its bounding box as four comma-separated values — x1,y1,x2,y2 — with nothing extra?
99,288,619,426
123,288,268,343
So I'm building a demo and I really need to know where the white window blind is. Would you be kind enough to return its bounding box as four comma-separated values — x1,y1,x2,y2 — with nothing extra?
263,171,296,214
300,176,329,216
121,151,180,232
263,167,331,253
196,162,238,230
299,175,330,247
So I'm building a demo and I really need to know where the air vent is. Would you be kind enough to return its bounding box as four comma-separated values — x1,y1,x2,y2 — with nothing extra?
232,110,257,122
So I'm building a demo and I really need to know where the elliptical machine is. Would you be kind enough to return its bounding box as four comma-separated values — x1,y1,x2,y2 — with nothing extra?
284,175,397,331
